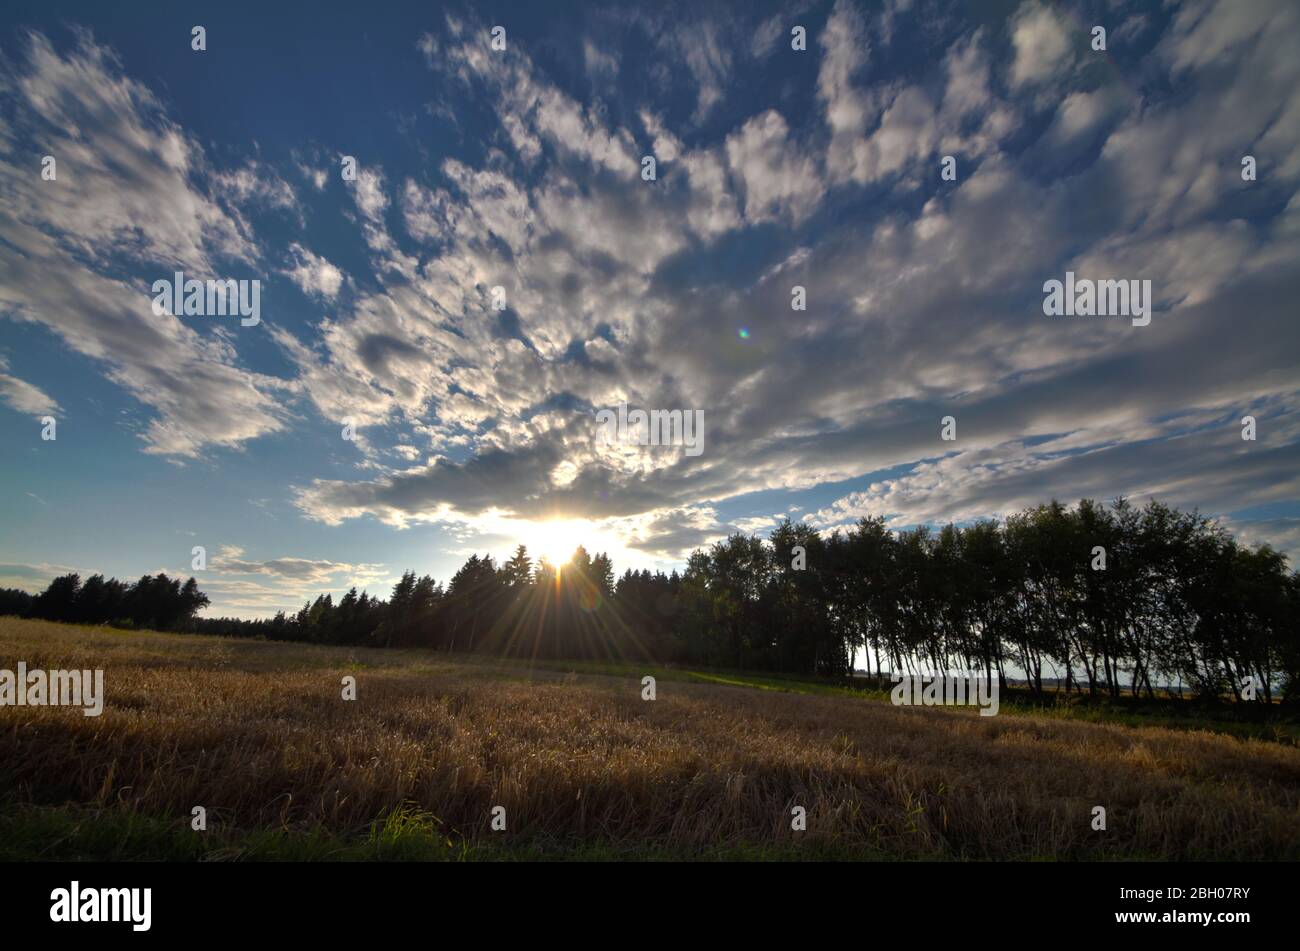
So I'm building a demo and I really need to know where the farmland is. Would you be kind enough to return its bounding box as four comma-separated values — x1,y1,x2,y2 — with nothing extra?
1,617,1297,861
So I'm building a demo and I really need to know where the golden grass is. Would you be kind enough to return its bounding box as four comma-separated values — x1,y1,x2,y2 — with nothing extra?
2,617,1298,859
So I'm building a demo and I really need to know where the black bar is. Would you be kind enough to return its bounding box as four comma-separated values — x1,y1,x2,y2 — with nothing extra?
4,861,1280,937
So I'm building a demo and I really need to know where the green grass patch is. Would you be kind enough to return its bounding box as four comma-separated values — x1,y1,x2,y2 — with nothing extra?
0,802,897,862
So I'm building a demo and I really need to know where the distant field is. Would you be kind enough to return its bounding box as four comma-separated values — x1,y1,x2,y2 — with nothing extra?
1,617,1297,861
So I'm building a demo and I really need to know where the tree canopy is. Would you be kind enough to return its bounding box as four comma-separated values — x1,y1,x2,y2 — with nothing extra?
4,497,1296,702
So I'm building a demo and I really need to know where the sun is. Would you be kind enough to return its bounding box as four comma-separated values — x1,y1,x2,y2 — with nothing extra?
500,514,638,574
525,518,591,567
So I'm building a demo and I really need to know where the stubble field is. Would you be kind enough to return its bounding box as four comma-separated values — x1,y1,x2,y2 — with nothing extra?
1,617,1297,861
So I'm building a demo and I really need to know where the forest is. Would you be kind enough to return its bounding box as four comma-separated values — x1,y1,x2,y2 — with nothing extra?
3,497,1296,702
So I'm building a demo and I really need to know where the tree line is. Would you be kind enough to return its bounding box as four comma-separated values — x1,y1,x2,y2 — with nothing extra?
3,497,1296,702
0,572,209,631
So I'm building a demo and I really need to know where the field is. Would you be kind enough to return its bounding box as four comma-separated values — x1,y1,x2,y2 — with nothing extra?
2,617,1298,861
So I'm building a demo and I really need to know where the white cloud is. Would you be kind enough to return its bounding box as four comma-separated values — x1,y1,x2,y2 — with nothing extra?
283,243,344,300
725,110,824,225
675,20,732,122
583,40,618,82
0,32,291,458
0,355,59,414
213,544,386,585
1009,1,1074,88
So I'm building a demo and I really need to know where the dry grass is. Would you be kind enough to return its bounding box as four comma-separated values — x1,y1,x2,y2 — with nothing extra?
2,617,1298,860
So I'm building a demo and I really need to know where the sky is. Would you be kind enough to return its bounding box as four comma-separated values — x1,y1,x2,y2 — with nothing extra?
1,0,1298,619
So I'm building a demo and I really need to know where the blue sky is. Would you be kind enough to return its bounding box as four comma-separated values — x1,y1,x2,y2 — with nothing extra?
1,0,1298,617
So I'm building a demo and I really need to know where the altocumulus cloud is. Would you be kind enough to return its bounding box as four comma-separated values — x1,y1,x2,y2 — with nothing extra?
287,1,1300,562
0,30,294,458
2,1,1298,569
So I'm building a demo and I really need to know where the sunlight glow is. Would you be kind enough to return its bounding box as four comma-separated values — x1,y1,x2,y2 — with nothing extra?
523,518,595,567
468,509,664,577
